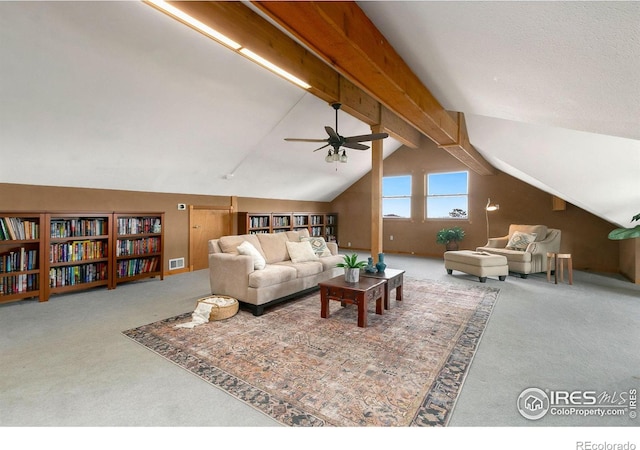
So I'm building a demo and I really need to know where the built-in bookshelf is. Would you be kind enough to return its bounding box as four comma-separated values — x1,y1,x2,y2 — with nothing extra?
0,211,165,304
113,213,164,286
238,212,338,242
44,213,112,300
0,214,44,303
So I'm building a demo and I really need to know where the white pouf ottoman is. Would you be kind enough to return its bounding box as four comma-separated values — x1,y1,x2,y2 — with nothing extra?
444,250,508,283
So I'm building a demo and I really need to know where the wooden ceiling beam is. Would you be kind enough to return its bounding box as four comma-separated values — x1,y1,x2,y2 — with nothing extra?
253,1,495,175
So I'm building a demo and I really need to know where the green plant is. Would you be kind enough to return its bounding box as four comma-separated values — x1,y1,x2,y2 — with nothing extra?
336,253,367,269
608,213,640,240
436,226,466,245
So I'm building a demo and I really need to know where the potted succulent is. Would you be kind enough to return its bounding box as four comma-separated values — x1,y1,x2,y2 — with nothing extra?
436,226,465,251
336,253,367,283
608,213,640,240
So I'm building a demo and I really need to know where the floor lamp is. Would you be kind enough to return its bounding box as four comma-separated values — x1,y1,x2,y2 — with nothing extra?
485,198,499,242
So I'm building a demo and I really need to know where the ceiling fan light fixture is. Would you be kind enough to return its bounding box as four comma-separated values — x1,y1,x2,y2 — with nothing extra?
339,149,348,163
325,150,333,163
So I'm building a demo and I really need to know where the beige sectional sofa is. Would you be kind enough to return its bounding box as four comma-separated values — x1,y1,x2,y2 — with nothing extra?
208,229,344,316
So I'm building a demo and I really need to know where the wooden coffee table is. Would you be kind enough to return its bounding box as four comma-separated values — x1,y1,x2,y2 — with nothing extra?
360,268,405,310
319,275,385,328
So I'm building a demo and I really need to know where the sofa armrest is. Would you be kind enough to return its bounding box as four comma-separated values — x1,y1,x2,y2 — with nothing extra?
326,242,338,255
483,236,509,248
208,253,253,300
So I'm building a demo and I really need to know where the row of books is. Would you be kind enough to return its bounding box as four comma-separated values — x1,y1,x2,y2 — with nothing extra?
0,247,38,273
117,217,161,235
0,217,39,240
272,216,291,227
116,257,159,278
249,216,270,228
115,237,161,257
49,263,108,288
50,218,107,238
311,227,324,237
49,240,108,263
310,215,325,225
0,274,39,295
294,216,309,226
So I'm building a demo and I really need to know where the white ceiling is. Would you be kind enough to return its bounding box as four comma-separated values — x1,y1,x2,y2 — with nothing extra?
0,1,638,227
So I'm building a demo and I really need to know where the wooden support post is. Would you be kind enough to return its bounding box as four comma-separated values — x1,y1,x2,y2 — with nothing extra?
371,125,384,262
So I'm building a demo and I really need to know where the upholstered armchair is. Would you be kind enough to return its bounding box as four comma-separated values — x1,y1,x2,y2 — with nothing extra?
476,224,561,278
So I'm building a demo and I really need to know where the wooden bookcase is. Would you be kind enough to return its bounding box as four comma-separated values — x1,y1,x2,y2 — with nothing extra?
238,212,338,242
0,213,45,303
43,212,112,301
113,213,164,287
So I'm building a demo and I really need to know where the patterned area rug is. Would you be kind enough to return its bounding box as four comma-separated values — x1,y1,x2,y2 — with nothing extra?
123,278,499,427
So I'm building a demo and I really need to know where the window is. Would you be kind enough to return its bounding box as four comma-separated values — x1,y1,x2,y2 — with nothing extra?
426,171,468,219
383,175,411,218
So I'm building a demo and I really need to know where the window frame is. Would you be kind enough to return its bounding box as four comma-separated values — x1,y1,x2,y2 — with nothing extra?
425,171,469,220
382,175,412,219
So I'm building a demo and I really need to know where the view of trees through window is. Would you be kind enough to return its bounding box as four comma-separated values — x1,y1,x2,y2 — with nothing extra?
426,171,469,219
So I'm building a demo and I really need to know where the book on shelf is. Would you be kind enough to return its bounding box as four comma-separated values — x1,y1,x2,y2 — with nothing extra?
49,263,108,288
116,237,160,256
49,240,108,263
50,218,106,238
0,247,38,273
117,217,161,235
0,217,39,240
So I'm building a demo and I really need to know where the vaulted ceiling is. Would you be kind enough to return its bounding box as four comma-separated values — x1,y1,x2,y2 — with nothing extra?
0,1,638,228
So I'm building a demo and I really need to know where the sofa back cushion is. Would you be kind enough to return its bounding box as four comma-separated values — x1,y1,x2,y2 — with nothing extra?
257,232,290,263
285,228,310,242
508,224,548,242
219,234,264,257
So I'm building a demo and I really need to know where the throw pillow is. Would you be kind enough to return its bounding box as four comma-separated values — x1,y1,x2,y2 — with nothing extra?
237,241,266,270
301,236,332,257
285,240,319,263
506,231,537,251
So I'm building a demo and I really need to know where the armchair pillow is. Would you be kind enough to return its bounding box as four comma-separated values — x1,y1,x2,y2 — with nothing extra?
237,241,266,270
506,231,537,251
285,240,319,263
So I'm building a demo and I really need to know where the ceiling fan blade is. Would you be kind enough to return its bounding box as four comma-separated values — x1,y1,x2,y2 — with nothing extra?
343,142,370,150
344,132,389,143
284,138,328,143
325,126,339,140
313,143,331,152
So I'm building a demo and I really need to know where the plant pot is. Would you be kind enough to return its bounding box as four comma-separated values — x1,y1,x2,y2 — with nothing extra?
445,242,459,251
345,268,360,283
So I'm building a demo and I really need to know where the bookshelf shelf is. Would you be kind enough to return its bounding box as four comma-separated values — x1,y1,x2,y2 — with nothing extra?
113,213,164,287
0,213,45,303
43,213,113,300
238,212,338,242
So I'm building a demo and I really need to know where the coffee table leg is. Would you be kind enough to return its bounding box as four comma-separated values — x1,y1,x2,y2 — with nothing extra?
320,287,329,319
396,282,403,301
384,285,390,310
357,292,367,328
376,295,383,316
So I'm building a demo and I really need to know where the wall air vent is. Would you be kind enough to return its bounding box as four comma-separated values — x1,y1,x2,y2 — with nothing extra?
169,257,185,270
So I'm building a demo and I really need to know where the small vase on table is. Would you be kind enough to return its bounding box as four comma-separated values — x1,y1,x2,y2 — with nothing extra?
376,253,387,273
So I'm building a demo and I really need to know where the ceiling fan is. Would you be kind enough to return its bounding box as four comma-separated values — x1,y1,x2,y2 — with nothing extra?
285,102,389,163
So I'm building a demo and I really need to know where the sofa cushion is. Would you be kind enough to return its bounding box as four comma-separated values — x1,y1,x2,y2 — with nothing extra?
506,231,537,251
219,234,264,257
318,254,346,271
237,240,266,270
257,232,290,263
509,225,548,242
248,264,297,289
276,260,324,278
285,228,310,242
301,236,332,257
285,240,319,263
